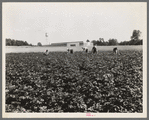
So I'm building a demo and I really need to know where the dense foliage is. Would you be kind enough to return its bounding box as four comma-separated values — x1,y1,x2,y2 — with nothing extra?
119,39,142,45
6,38,32,46
91,38,117,46
91,30,143,46
6,50,143,113
131,30,142,41
37,42,42,46
92,38,142,46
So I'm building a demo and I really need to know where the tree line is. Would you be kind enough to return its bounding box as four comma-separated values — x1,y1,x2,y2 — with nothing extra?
6,38,32,46
91,38,119,46
91,30,143,46
91,38,142,46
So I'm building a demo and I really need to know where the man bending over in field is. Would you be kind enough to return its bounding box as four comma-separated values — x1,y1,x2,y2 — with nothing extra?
82,47,88,53
44,50,49,55
113,47,118,54
92,45,97,54
67,48,70,53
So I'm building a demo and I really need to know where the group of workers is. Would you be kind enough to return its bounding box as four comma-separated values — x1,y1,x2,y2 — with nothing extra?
67,45,97,54
44,46,118,55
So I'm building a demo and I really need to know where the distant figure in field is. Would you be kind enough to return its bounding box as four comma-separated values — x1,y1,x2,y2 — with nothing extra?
44,50,49,55
70,49,73,54
67,48,73,54
67,48,70,53
82,47,88,53
92,45,97,54
113,47,118,54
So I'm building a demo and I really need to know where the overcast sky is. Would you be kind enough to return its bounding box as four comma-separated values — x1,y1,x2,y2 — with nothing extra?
3,2,146,45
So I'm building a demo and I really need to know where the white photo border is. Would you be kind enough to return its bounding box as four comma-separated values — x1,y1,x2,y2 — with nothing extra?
2,2,147,118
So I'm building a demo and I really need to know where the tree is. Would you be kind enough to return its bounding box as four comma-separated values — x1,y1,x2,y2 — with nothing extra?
99,38,104,42
108,39,118,46
6,38,31,46
11,39,16,46
37,42,42,46
24,41,29,46
119,41,130,45
131,30,141,41
91,40,97,45
97,38,105,46
130,30,143,45
6,38,11,46
91,39,108,46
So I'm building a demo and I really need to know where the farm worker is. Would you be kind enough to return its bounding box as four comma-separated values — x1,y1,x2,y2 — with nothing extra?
82,47,88,53
67,48,73,54
113,47,118,54
44,50,49,55
67,48,70,53
92,45,97,54
82,40,89,53
70,49,73,54
85,47,88,53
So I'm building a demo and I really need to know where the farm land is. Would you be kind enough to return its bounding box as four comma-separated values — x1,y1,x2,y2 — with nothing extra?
5,49,143,112
5,45,142,53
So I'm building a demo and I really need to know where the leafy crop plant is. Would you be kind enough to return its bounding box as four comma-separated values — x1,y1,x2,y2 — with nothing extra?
6,50,143,112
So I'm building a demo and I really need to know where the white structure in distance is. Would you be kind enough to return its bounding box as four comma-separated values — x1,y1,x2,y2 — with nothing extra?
67,40,93,52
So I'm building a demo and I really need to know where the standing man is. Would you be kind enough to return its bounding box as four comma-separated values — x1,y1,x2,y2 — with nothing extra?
92,45,97,54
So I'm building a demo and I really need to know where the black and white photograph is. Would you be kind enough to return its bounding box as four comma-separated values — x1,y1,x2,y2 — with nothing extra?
2,2,147,118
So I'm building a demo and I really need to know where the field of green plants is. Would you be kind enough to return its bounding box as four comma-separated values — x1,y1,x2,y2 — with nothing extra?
6,50,143,113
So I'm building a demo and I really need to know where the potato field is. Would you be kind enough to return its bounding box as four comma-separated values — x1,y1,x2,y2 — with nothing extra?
5,50,143,113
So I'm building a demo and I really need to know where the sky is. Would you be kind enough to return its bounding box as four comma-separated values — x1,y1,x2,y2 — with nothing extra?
3,2,147,45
